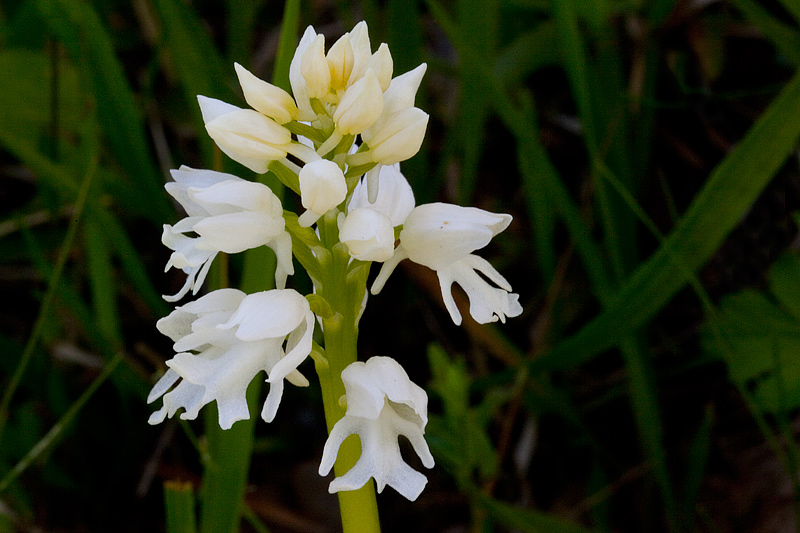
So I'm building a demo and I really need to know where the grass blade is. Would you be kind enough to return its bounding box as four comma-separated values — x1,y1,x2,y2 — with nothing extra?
150,0,235,166
165,481,198,533
532,65,800,372
0,352,123,494
85,219,123,352
0,156,96,444
729,0,800,65
272,0,302,92
35,0,171,222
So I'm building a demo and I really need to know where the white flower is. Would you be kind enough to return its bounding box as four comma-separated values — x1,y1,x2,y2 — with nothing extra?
338,164,416,262
318,357,434,501
148,289,314,429
162,167,293,301
234,63,299,124
362,107,428,166
357,64,428,166
332,69,384,134
198,96,292,174
350,163,415,219
363,64,426,139
347,21,373,86
298,159,348,227
364,44,393,92
301,34,331,100
289,26,319,120
372,203,522,325
338,207,395,262
326,32,354,92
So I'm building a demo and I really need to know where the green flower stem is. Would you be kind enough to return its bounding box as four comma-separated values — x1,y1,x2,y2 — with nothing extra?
314,214,381,533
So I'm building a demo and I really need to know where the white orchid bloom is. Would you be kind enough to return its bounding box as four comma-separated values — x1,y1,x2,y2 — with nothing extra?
372,203,522,325
198,96,293,174
362,107,429,166
234,63,299,125
162,167,293,301
332,69,384,135
301,34,332,100
298,159,348,227
338,207,395,262
326,32,355,92
350,163,415,218
289,26,319,120
338,164,415,262
347,21,373,86
318,357,434,501
350,64,427,166
148,289,314,429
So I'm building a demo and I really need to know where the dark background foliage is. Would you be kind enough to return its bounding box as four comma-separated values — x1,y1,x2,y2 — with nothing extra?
1,0,800,531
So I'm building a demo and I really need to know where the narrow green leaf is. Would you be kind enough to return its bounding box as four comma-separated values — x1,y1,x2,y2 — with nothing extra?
387,0,432,203
619,336,678,530
426,0,614,300
199,382,261,533
34,0,171,222
532,66,800,372
477,491,592,533
165,481,198,533
150,0,234,166
769,252,800,321
225,0,266,65
84,220,123,352
454,0,497,203
272,0,301,92
776,0,800,25
682,406,713,525
516,92,556,282
0,156,96,444
729,0,800,65
493,21,558,88
0,353,123,494
0,49,84,147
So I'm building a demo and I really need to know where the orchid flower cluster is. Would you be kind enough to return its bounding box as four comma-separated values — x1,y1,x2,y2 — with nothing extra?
148,21,522,503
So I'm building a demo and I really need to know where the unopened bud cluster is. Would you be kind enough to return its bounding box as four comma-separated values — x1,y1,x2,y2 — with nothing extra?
150,21,522,502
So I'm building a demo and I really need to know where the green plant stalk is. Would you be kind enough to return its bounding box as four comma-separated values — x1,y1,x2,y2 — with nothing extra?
315,214,381,533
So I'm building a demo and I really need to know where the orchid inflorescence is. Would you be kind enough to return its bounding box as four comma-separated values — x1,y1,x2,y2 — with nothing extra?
149,21,522,502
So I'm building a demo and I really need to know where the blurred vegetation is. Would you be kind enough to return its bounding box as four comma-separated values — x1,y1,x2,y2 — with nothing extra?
1,0,800,531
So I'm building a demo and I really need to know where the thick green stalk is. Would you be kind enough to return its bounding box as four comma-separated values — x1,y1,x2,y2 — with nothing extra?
315,214,381,533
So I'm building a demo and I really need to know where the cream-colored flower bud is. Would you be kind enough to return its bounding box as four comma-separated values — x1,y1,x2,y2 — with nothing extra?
383,63,427,117
361,64,427,141
199,96,292,174
298,160,347,227
365,107,428,165
327,33,354,91
349,21,372,83
339,207,395,262
365,43,393,91
301,34,331,100
333,69,384,135
290,26,319,120
234,63,298,124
